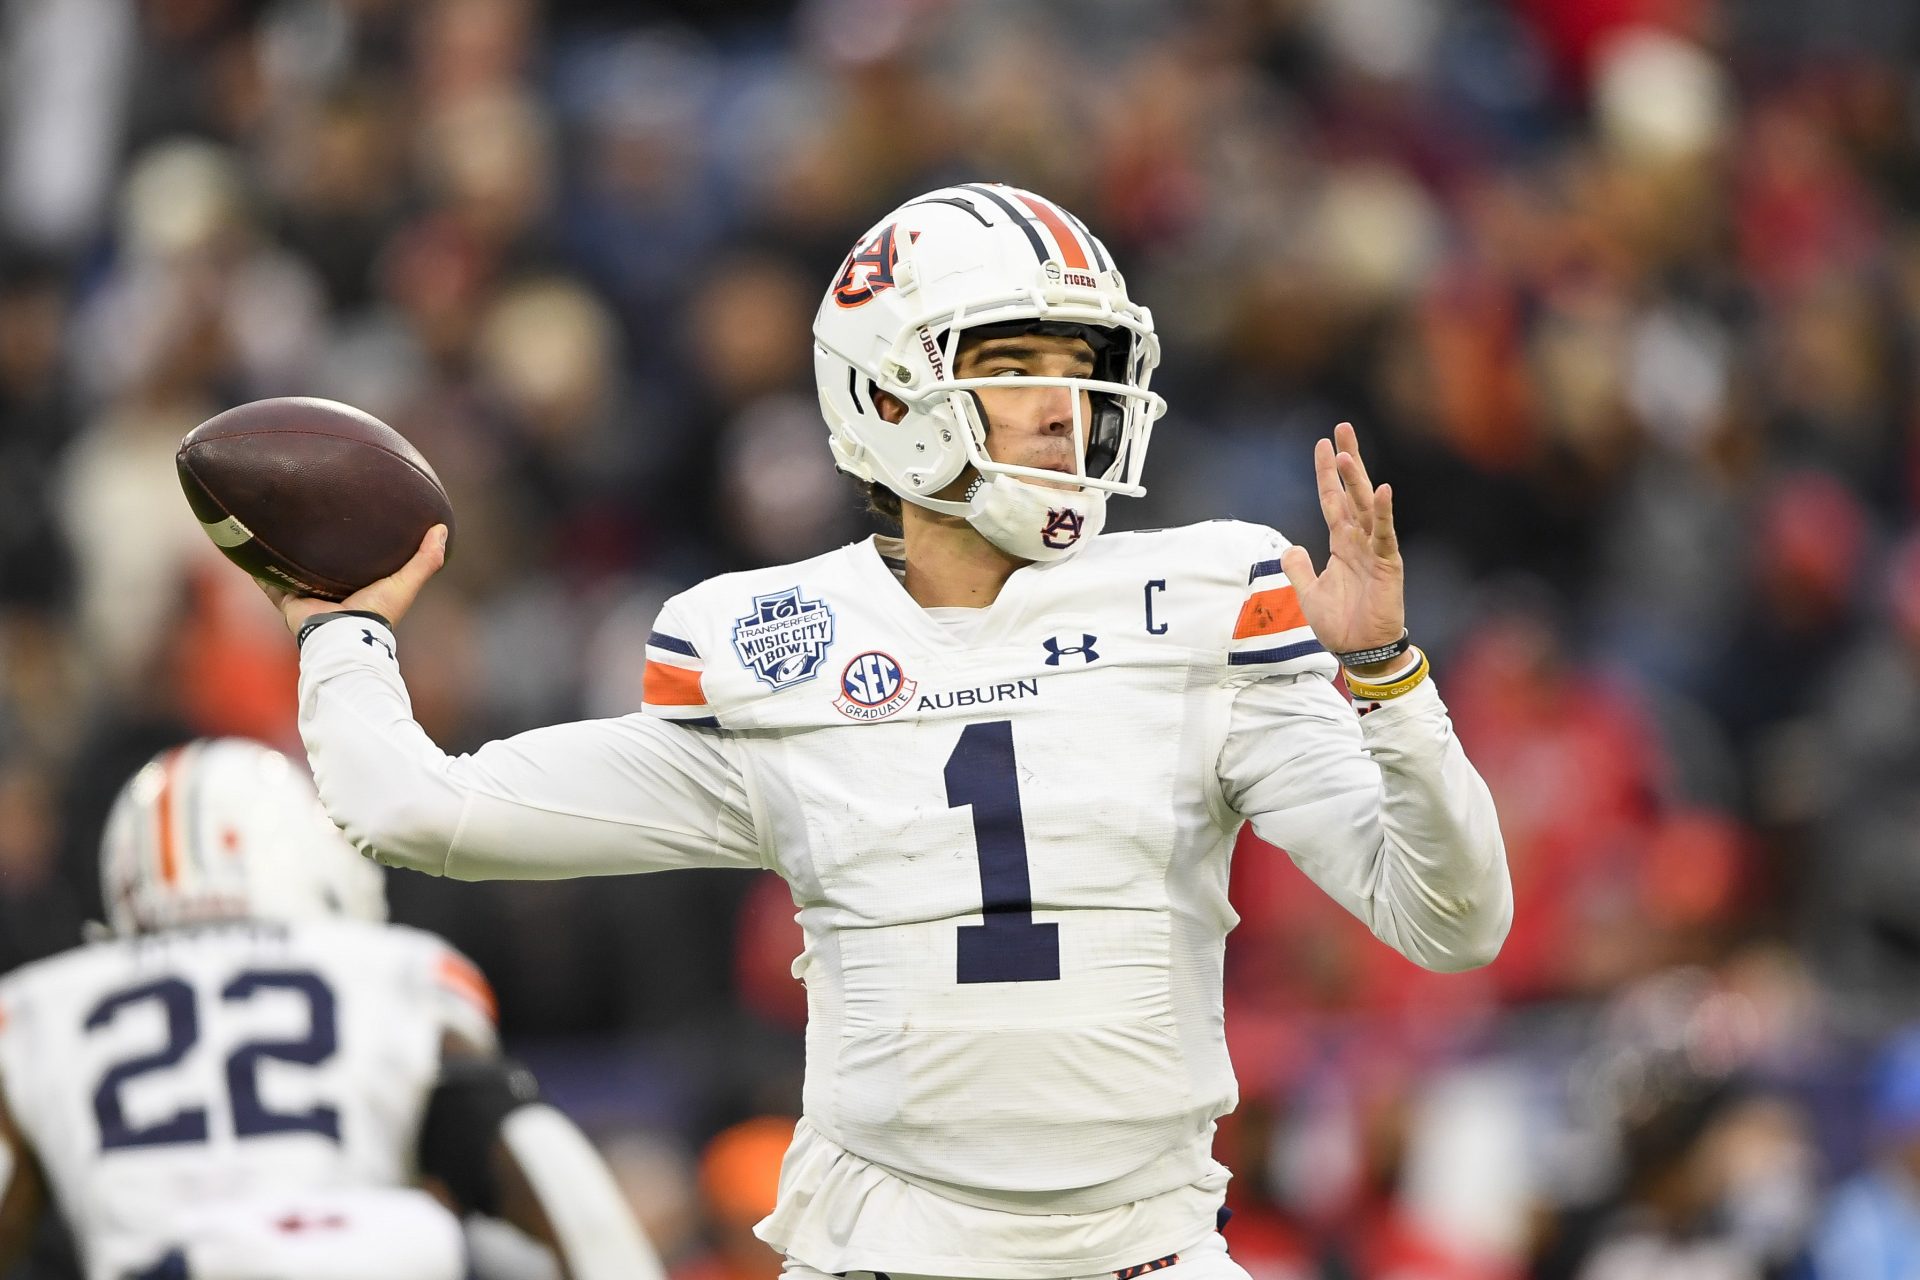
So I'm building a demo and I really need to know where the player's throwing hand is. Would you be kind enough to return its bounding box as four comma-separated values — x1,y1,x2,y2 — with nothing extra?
257,524,449,636
1280,422,1406,660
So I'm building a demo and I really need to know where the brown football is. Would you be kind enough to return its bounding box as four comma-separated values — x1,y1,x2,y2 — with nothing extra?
177,397,454,601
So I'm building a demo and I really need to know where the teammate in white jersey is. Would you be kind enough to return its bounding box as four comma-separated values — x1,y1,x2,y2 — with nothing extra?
0,738,662,1280
263,183,1513,1280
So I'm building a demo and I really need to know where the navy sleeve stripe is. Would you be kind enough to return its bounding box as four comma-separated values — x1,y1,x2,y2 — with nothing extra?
1248,558,1285,583
679,716,720,729
1227,639,1325,665
647,631,699,657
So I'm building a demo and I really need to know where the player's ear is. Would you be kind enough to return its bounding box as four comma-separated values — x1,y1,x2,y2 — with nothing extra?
874,391,908,425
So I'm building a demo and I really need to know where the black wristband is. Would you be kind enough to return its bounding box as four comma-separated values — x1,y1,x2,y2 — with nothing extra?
1334,629,1411,668
296,609,394,650
418,1055,541,1216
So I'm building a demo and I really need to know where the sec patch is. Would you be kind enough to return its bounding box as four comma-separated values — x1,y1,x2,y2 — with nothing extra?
833,651,917,722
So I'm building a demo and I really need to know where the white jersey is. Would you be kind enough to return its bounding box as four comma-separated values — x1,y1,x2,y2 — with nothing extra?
0,918,496,1280
297,520,1511,1278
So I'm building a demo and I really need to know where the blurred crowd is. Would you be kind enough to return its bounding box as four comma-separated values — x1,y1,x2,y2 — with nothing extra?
5,0,1920,1275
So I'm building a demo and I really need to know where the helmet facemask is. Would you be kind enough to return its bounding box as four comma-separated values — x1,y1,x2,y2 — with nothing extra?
947,319,1132,484
886,309,1159,508
914,321,1136,561
814,184,1166,562
828,304,1162,563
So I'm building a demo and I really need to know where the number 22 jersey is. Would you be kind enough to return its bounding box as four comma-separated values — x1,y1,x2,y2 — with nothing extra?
0,919,495,1280
297,519,1512,1278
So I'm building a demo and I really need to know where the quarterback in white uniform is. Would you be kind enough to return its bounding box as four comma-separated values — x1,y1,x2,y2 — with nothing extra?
0,739,662,1280
265,183,1512,1280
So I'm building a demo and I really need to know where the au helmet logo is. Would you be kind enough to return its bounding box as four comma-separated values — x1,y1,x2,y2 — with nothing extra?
832,225,920,309
1041,507,1086,550
732,588,836,690
833,650,918,721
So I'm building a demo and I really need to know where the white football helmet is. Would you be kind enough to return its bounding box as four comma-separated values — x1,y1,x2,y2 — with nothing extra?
99,738,388,936
813,183,1165,561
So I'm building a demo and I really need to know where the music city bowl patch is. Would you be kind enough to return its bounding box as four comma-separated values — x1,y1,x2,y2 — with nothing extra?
833,650,918,721
732,587,836,690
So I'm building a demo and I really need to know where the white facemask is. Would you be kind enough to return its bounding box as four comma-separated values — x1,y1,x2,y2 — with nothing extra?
964,473,1108,562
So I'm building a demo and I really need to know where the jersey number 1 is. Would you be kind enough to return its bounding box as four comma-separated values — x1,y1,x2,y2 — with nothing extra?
946,720,1060,983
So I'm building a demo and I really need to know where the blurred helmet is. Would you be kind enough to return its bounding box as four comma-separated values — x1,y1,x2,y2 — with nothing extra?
100,739,387,936
813,183,1165,562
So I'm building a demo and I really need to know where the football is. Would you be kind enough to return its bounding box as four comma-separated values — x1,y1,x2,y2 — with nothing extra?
177,397,454,601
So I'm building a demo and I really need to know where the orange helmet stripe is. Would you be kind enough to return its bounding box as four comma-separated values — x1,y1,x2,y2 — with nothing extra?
154,747,187,886
1011,193,1091,271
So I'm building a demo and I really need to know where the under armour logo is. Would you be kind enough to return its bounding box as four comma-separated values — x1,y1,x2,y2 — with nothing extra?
361,629,394,661
1043,634,1099,665
1041,507,1086,550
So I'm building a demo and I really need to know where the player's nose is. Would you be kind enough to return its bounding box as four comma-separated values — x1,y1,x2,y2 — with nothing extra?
1037,384,1079,437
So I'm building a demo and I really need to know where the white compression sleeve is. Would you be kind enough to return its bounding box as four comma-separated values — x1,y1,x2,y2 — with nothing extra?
298,618,761,880
1219,670,1512,972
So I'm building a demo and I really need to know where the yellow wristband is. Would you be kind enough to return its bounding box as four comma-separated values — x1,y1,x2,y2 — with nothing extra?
1346,647,1430,701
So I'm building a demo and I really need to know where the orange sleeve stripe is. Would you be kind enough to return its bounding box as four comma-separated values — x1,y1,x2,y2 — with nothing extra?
1233,587,1308,640
437,953,498,1023
643,660,705,707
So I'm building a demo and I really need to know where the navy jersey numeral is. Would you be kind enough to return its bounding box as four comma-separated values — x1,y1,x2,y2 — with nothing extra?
946,720,1060,983
85,967,341,1152
87,979,208,1150
222,970,341,1140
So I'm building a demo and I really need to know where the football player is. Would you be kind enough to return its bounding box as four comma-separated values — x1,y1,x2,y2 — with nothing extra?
267,183,1512,1280
0,738,662,1280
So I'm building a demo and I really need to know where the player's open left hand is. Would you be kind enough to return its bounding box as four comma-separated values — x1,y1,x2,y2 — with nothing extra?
1280,423,1406,656
259,524,448,637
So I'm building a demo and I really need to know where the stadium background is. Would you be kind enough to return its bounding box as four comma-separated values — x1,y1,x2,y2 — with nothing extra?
3,0,1920,1275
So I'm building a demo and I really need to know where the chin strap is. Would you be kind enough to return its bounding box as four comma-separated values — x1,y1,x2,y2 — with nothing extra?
964,472,1107,562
